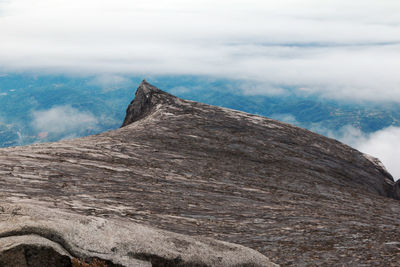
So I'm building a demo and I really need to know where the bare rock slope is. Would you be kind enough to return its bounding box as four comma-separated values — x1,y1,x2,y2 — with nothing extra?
1,80,400,266
0,204,273,267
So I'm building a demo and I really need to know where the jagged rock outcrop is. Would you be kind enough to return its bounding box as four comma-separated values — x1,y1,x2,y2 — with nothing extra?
1,80,400,266
121,80,176,127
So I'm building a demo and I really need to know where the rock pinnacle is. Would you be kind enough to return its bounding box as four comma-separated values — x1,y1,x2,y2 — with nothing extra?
121,80,172,127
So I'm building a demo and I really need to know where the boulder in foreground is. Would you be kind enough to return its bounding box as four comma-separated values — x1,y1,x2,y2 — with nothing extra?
0,203,276,266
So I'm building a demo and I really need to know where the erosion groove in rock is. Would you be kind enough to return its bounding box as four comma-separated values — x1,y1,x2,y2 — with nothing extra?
1,80,400,266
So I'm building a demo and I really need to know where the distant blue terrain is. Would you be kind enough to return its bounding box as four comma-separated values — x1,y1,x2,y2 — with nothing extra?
1,73,399,148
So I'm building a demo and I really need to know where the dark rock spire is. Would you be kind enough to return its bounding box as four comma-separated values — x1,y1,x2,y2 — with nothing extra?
121,80,174,127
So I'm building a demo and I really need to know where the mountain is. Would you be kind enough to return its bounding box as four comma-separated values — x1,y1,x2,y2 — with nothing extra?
2,74,400,148
1,81,400,266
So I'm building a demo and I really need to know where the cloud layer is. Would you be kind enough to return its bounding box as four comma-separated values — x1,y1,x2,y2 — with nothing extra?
31,105,98,137
322,125,400,180
1,0,400,101
356,127,400,181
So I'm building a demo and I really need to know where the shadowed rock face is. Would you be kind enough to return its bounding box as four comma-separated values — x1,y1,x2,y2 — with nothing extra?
1,80,400,266
122,80,176,127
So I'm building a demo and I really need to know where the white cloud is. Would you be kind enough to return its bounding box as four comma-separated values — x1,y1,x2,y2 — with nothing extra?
1,0,400,101
356,127,400,181
31,105,98,136
325,125,400,180
87,74,132,90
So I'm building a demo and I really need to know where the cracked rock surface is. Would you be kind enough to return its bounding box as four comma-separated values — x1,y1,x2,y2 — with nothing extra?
1,80,400,266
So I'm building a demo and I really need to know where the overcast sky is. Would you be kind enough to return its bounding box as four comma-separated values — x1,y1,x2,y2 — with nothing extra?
1,0,400,101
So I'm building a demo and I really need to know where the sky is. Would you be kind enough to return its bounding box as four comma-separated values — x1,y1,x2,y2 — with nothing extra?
1,0,400,101
1,0,400,178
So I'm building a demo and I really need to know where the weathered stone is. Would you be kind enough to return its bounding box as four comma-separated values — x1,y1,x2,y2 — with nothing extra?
0,204,275,267
0,238,71,267
1,80,400,266
121,80,176,127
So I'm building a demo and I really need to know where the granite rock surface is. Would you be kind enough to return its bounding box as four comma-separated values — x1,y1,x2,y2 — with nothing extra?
0,203,274,267
1,80,400,266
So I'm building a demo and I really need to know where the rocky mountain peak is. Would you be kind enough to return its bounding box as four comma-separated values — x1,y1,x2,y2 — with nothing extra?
121,79,175,127
137,79,162,96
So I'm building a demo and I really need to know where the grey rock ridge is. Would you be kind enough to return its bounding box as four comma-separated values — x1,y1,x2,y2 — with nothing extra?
0,80,400,266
